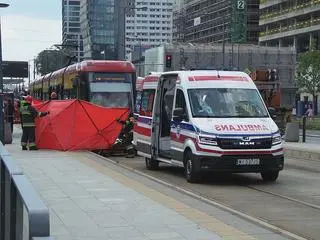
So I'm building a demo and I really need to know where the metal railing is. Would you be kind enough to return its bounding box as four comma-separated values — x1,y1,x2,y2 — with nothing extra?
0,143,53,240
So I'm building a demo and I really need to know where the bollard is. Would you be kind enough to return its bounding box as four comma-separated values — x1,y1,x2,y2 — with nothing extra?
302,116,306,143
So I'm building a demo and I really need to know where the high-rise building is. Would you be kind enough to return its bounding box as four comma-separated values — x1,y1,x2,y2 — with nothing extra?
125,0,173,60
80,0,126,60
173,0,184,11
62,0,83,61
259,0,320,53
173,0,259,44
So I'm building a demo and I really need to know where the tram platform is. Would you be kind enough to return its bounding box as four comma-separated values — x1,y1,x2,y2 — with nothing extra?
4,126,291,240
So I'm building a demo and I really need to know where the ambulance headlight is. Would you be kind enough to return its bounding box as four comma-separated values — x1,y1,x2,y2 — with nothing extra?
272,135,282,145
198,136,218,146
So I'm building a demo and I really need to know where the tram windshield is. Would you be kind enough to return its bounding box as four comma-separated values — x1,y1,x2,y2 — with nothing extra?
89,72,133,108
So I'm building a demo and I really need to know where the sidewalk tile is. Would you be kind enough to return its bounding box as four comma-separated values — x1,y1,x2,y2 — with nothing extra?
104,226,149,239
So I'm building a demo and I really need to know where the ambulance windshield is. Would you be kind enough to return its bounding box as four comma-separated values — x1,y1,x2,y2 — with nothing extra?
188,88,269,118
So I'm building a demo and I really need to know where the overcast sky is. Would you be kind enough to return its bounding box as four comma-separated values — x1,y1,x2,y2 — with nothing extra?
1,0,61,62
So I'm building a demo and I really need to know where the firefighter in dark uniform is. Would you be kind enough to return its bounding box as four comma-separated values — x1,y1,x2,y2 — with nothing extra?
20,95,49,150
117,113,135,157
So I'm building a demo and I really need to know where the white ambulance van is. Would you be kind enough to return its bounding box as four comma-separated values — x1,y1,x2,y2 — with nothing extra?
134,77,145,116
133,71,284,183
133,73,161,148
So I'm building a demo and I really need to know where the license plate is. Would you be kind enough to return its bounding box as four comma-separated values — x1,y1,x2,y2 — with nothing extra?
236,158,260,166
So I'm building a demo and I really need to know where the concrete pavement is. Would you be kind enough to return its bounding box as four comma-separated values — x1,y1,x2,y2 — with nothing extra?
4,127,292,240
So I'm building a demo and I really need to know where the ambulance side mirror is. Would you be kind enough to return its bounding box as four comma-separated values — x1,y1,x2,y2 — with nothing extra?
173,108,186,122
268,107,277,119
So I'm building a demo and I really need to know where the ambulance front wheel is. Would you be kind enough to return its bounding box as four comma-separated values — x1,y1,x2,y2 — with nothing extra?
145,157,159,170
261,170,279,182
184,151,201,183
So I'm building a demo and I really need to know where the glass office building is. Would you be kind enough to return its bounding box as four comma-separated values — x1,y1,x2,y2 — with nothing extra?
80,0,123,60
62,0,84,61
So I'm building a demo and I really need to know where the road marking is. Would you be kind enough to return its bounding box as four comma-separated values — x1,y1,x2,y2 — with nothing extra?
88,151,309,240
84,152,256,240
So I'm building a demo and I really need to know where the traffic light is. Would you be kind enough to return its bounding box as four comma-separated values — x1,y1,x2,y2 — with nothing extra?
165,55,172,68
267,69,271,81
270,69,277,81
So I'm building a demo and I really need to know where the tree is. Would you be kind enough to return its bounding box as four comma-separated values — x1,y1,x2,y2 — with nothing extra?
295,43,320,114
35,50,69,75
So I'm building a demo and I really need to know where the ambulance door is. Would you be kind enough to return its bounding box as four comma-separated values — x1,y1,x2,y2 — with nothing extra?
150,76,164,159
135,88,155,156
171,88,189,164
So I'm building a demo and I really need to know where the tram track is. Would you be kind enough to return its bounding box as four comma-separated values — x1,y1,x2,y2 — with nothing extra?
246,185,320,211
90,151,320,240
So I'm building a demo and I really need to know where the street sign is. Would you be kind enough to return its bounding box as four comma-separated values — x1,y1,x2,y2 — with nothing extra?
2,61,28,78
194,17,201,26
237,0,245,9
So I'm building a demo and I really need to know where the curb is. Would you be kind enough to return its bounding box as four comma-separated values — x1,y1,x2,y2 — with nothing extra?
284,148,320,162
284,161,320,174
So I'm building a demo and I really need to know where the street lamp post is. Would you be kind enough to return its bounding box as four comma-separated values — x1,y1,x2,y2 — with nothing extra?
0,2,9,145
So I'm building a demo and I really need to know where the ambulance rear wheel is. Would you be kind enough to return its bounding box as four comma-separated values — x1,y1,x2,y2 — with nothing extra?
184,151,201,183
146,157,159,170
261,171,279,182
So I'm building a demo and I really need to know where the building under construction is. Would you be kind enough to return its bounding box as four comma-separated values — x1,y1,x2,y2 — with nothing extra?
141,43,297,107
173,0,259,44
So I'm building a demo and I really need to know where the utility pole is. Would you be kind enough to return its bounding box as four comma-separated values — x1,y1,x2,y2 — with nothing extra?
222,15,226,69
28,61,31,86
77,34,81,62
139,38,142,76
33,59,36,80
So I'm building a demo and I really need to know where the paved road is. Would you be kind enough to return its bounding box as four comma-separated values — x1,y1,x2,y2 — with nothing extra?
106,155,320,240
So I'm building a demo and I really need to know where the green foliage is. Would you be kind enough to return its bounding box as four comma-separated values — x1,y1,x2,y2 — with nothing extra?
295,48,320,97
35,50,69,76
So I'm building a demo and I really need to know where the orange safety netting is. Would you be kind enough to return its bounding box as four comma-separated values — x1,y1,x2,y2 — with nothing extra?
33,99,129,151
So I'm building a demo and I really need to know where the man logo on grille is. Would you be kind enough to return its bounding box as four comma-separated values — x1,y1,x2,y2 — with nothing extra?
242,136,250,141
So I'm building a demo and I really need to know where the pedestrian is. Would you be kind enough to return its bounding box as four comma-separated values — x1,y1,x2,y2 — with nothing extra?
292,103,296,116
51,91,57,100
305,104,314,122
20,95,50,150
